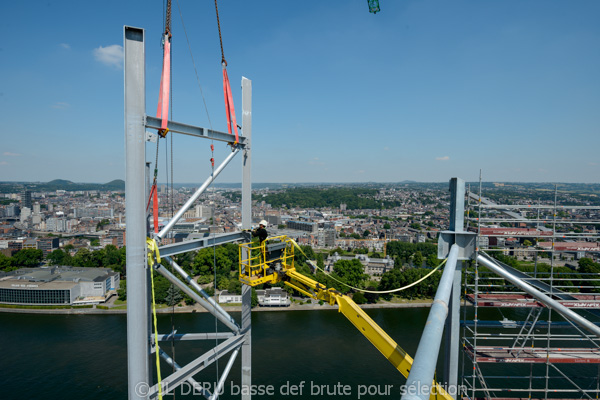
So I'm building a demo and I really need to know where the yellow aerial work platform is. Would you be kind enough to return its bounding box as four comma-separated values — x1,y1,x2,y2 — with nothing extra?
238,235,453,400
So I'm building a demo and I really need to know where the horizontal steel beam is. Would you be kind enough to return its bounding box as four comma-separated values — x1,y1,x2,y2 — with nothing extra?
158,232,250,257
148,334,247,399
157,332,234,341
146,116,246,146
478,204,600,210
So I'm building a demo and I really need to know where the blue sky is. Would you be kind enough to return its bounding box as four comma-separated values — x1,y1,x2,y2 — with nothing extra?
1,0,599,184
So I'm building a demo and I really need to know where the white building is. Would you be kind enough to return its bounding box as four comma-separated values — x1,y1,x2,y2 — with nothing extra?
218,290,242,304
256,288,290,307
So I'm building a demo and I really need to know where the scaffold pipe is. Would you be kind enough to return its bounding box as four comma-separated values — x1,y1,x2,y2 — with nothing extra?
157,147,240,240
477,253,600,338
402,244,459,400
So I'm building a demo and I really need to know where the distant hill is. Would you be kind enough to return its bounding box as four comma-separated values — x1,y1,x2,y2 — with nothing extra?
0,179,125,193
102,179,125,191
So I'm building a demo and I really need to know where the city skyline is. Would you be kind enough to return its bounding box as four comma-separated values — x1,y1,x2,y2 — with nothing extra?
1,1,599,184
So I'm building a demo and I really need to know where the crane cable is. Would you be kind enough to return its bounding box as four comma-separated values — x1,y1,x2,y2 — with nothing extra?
289,239,448,294
214,0,239,145
147,2,173,399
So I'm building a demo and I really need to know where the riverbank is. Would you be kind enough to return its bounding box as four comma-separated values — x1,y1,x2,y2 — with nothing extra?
0,299,436,315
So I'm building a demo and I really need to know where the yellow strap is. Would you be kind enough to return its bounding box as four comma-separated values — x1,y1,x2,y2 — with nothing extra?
146,238,163,400
290,239,447,294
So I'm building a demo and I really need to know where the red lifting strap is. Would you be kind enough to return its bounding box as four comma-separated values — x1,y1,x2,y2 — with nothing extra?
146,184,159,234
156,36,171,132
222,66,239,144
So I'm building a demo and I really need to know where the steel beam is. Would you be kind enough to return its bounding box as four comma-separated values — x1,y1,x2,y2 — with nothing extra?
477,253,600,338
148,334,247,399
402,244,460,400
443,178,464,398
158,347,210,399
157,332,234,341
164,255,239,329
145,116,246,146
209,346,241,400
156,147,240,240
124,25,150,400
240,76,252,400
158,232,249,257
153,263,240,333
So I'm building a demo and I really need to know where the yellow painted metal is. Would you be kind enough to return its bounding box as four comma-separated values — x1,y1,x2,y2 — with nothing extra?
238,235,294,286
238,236,453,400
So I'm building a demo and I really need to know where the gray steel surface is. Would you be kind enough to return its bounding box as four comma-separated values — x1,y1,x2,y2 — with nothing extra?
124,25,150,400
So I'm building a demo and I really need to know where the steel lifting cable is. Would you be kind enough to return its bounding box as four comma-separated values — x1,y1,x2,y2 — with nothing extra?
210,142,221,387
290,239,448,294
175,0,213,130
148,3,173,398
214,0,239,145
165,0,178,389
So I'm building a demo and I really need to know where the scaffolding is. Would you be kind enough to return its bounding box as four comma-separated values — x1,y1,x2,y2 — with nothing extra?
462,184,600,400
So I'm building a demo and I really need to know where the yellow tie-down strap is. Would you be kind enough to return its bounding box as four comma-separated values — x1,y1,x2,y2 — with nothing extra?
146,238,163,400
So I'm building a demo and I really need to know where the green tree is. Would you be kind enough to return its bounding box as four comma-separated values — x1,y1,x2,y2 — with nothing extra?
192,246,233,277
364,286,380,303
0,253,14,271
426,253,438,268
251,287,259,308
410,222,421,230
353,292,367,304
363,230,371,238
412,251,423,268
523,240,533,247
217,276,231,291
72,248,95,268
383,223,391,230
47,249,71,265
11,249,43,268
333,259,368,289
165,285,183,306
316,253,325,269
227,279,242,295
117,280,127,301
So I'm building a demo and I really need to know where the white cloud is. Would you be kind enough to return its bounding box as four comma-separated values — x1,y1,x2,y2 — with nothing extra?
3,152,20,156
93,44,124,69
384,146,389,151
435,156,450,161
589,162,598,166
0,161,8,165
308,157,325,166
60,43,71,50
52,102,70,110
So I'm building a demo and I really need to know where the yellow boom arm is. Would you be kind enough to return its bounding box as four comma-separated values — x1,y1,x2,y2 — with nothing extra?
238,236,452,400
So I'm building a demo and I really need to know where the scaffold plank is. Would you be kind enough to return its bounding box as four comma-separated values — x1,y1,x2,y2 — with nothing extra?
467,293,600,309
465,345,600,363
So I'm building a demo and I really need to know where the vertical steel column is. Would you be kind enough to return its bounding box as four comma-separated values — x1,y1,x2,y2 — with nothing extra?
124,26,149,400
443,178,465,397
240,77,252,399
402,245,460,400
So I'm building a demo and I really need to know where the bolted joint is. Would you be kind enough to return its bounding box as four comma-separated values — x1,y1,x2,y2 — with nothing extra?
438,231,476,261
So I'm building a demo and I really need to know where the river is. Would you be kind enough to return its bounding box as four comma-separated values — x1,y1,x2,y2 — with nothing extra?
2,307,595,399
0,308,432,400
